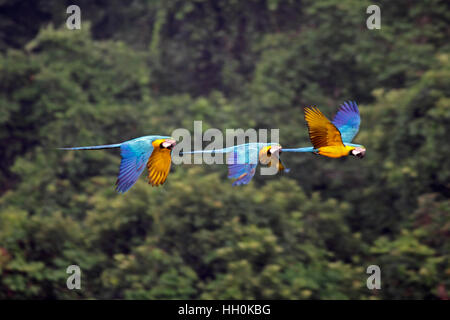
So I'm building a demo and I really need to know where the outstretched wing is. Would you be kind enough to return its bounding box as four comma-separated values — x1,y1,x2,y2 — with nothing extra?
146,146,172,187
116,139,154,193
304,106,344,149
332,101,361,143
227,145,259,186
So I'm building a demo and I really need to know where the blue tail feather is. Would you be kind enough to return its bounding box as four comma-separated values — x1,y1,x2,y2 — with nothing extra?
283,147,315,153
58,143,122,150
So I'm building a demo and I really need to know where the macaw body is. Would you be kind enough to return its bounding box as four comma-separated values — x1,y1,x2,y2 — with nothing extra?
183,143,288,186
284,101,366,158
59,135,177,193
285,145,356,157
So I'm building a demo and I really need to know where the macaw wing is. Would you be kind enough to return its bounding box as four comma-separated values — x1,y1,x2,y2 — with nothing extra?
304,106,344,148
227,145,259,186
331,101,360,143
116,140,153,193
146,146,172,187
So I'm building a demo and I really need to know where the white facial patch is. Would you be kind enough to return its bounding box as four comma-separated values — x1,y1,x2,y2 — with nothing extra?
352,147,366,157
270,146,282,155
162,140,176,148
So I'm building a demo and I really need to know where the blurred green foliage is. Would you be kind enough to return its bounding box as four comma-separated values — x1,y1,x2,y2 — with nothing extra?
0,0,449,299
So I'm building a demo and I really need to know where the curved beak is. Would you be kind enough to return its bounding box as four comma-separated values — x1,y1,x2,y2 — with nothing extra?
268,145,282,156
352,147,366,158
161,139,177,150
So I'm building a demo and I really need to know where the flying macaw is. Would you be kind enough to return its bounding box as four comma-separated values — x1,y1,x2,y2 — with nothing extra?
283,101,366,158
59,135,177,193
182,143,289,186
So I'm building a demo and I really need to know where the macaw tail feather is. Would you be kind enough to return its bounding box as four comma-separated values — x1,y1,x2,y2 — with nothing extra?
58,143,122,150
282,147,315,153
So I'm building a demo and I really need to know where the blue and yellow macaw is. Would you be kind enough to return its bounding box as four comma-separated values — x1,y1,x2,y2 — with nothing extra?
183,143,289,186
284,101,366,158
59,135,177,193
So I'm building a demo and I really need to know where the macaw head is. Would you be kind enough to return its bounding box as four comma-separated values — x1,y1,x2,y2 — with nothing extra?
259,145,281,163
259,145,290,173
154,138,177,150
161,138,177,150
350,146,366,158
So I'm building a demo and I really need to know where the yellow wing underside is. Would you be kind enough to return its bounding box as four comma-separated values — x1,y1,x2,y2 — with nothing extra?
146,147,172,187
304,106,344,149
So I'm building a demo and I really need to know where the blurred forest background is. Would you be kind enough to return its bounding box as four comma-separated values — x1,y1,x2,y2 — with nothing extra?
0,0,449,299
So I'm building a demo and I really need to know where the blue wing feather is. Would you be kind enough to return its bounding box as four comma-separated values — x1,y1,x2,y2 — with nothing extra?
227,152,244,178
232,168,256,186
332,101,361,143
115,140,154,193
227,152,256,178
226,145,260,186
